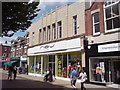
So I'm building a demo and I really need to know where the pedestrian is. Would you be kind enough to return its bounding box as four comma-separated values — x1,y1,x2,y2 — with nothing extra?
70,67,78,88
13,66,17,80
8,65,14,80
44,67,53,82
79,68,87,90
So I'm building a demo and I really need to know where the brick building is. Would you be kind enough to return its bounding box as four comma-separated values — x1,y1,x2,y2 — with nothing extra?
11,32,29,73
0,44,11,69
85,0,120,88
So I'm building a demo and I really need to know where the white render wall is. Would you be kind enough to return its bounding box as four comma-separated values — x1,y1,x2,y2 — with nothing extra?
29,2,85,46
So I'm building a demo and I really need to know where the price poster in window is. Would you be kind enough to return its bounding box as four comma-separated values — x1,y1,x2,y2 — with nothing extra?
58,59,62,77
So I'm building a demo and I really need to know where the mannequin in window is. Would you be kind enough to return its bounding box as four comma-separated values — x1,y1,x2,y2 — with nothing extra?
96,64,101,81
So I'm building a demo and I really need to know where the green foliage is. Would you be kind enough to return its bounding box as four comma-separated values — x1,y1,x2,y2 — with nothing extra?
2,1,40,36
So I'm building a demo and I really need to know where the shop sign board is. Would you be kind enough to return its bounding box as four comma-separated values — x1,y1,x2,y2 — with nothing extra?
28,38,81,56
98,43,120,53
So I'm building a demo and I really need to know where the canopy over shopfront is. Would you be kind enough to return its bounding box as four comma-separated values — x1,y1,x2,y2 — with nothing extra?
11,57,20,61
4,61,17,65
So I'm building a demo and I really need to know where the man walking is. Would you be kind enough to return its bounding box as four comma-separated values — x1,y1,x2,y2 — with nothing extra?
13,66,17,80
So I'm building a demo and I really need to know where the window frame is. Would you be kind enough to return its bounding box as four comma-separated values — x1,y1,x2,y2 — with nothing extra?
43,27,46,42
92,12,100,36
58,21,62,38
73,15,77,35
104,0,120,33
47,25,51,41
32,32,35,44
39,29,42,43
52,23,56,40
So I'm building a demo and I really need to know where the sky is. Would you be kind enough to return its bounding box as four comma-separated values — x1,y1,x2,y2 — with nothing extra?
0,0,79,46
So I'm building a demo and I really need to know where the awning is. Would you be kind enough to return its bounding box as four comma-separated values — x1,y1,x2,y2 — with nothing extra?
69,59,81,62
11,57,20,61
4,61,17,65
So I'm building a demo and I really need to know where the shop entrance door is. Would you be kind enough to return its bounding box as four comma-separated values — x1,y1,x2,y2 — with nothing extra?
48,62,55,76
48,55,55,76
107,60,120,88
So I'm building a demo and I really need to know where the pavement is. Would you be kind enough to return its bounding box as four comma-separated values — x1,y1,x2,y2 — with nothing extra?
1,69,119,90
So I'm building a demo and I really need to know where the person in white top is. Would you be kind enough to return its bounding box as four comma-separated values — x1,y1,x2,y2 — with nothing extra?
79,69,87,90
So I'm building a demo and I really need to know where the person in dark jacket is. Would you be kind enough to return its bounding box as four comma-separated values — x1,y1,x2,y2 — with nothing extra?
8,65,14,80
13,66,17,80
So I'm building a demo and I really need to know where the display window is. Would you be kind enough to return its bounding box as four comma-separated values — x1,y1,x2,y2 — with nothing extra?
57,54,67,77
57,52,81,78
36,56,41,74
28,56,34,73
89,57,120,84
68,52,81,78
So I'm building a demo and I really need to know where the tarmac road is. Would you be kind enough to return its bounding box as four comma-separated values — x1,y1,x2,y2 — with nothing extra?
0,70,119,90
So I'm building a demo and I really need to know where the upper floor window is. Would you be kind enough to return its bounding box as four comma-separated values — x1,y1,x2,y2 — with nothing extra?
43,27,46,42
92,12,100,35
52,24,56,40
73,15,77,35
104,0,120,32
32,32,35,44
47,26,50,41
3,53,6,57
58,21,62,38
39,29,42,43
4,47,7,51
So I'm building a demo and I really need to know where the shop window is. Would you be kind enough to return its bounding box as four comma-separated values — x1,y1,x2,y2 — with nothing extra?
35,56,41,74
90,58,120,84
104,0,120,33
92,12,100,35
57,54,67,78
73,15,77,35
68,54,81,78
28,57,34,73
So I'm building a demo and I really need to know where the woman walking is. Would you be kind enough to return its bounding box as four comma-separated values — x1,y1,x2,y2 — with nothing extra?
79,68,87,90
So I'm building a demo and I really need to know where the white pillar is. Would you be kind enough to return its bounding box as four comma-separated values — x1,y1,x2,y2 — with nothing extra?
55,55,57,76
67,53,69,78
82,52,85,67
34,56,36,73
41,56,43,75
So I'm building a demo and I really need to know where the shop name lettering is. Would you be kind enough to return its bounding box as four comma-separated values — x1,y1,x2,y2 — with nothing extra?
101,44,120,50
40,44,55,49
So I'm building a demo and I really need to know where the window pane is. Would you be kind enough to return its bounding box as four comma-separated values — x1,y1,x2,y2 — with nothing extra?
94,12,99,23
105,7,112,18
95,24,100,33
113,17,120,28
112,4,119,16
106,19,112,30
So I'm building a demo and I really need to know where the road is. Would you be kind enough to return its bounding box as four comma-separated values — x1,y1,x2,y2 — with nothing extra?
0,70,119,90
1,70,67,90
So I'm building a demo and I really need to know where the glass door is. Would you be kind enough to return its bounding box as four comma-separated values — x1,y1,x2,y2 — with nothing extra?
48,55,55,76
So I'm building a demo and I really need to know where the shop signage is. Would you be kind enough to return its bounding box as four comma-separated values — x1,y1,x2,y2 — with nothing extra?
28,38,81,56
40,44,55,49
98,43,120,53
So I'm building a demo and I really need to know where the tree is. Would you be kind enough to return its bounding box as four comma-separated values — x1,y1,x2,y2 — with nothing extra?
2,1,40,37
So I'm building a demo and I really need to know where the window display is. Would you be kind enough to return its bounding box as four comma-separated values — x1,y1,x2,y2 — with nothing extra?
28,57,34,73
36,56,41,74
90,58,120,84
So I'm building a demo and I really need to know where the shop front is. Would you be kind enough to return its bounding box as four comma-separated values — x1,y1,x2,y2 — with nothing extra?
88,42,120,88
28,37,84,78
